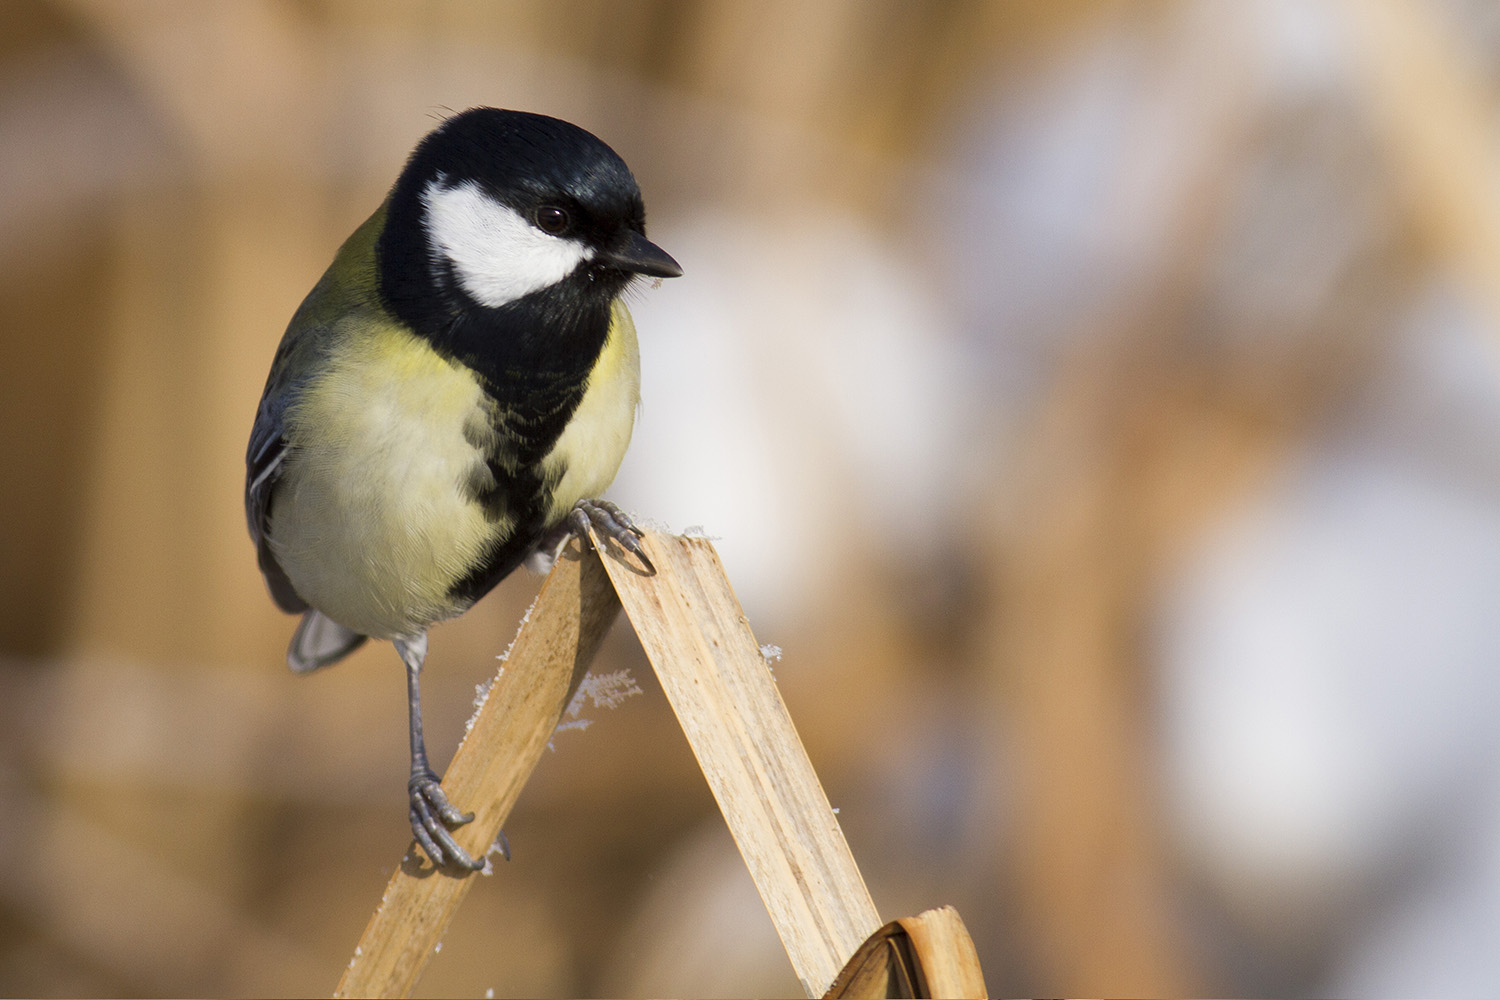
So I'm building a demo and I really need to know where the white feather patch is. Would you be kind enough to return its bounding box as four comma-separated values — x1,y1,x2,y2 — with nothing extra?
420,177,592,308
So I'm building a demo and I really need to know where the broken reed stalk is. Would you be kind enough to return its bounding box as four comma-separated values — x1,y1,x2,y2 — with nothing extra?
334,542,619,999
825,905,989,999
335,530,884,999
590,529,881,997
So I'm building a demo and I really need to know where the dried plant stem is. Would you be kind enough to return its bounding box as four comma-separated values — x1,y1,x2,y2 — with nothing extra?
334,543,619,999
590,530,882,998
336,530,901,998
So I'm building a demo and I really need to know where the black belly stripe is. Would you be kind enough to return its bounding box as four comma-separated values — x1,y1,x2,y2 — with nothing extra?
411,267,622,609
447,374,586,606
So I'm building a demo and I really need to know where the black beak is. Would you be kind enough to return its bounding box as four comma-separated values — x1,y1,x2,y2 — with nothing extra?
599,230,682,278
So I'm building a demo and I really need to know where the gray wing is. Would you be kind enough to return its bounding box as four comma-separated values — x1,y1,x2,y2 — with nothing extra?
246,206,388,655
246,262,355,617
246,383,308,614
287,609,367,673
248,377,369,671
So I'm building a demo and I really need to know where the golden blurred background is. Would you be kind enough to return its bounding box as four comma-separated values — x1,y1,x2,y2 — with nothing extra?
5,0,1500,995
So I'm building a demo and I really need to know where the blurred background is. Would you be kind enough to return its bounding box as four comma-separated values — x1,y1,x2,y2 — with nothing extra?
4,0,1500,995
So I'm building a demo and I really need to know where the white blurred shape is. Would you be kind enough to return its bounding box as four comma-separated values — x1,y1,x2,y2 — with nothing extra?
938,1,1372,391
615,210,965,624
1156,286,1500,977
1256,0,1355,99
1163,456,1500,882
940,21,1152,380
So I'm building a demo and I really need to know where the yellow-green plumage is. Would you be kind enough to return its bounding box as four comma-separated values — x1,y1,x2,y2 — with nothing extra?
272,296,639,640
245,107,677,870
540,301,640,524
264,207,641,640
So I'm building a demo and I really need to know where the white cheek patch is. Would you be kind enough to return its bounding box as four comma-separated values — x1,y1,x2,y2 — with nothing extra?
420,177,593,308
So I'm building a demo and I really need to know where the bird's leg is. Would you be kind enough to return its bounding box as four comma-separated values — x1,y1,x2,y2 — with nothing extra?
395,633,484,870
567,498,655,574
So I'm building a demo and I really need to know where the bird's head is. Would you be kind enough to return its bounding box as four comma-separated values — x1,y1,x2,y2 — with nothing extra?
378,108,680,334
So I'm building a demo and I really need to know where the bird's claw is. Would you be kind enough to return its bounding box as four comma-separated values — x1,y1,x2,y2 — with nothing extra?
569,498,655,574
408,770,484,870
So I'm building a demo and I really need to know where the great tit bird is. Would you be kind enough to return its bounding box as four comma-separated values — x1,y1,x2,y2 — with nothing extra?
245,108,680,870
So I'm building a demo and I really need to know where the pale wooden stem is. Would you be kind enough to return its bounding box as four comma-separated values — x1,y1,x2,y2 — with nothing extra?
592,530,882,998
335,530,883,998
333,543,619,999
825,905,989,999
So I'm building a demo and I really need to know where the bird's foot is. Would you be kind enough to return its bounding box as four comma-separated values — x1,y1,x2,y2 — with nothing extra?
568,498,655,575
408,769,484,871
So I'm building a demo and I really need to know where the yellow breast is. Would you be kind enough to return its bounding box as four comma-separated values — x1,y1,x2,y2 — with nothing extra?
269,323,507,639
540,299,641,522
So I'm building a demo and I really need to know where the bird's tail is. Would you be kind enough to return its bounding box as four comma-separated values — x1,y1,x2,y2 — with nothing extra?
288,610,367,673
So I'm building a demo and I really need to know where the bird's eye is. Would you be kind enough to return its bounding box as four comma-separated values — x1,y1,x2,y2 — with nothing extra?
534,205,570,235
